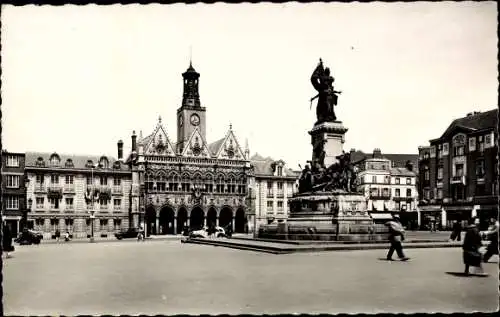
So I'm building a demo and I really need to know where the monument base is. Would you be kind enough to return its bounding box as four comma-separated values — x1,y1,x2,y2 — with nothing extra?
309,121,348,167
258,191,390,242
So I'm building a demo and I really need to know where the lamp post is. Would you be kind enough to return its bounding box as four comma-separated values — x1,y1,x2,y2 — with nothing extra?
27,197,33,230
89,164,97,243
22,177,30,232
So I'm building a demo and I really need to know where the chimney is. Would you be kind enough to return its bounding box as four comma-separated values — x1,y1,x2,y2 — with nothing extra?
117,140,123,161
131,131,137,152
372,148,382,158
405,160,414,172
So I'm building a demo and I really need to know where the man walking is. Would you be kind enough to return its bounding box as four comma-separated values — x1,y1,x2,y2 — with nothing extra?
385,215,409,261
450,220,463,241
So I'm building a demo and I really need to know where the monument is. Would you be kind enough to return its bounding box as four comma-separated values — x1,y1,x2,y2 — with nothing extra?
259,59,388,241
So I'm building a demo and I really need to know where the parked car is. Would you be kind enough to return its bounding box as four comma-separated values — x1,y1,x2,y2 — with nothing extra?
115,228,141,240
15,229,43,245
188,226,228,239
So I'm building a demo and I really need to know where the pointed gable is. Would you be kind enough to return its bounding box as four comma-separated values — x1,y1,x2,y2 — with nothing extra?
215,128,246,160
144,120,176,156
181,127,211,158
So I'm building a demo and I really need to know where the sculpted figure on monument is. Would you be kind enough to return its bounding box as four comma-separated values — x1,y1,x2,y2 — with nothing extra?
299,151,359,194
310,58,342,124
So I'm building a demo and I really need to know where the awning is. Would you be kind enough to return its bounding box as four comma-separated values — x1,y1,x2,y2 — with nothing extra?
419,206,442,212
370,213,393,220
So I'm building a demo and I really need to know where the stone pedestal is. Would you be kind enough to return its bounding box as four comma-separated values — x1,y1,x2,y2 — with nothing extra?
259,191,389,241
309,121,348,167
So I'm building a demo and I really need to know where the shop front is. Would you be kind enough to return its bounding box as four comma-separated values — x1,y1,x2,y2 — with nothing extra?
418,205,442,231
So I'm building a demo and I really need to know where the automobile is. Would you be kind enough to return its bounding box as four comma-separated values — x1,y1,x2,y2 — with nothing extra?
188,226,228,239
15,229,43,245
115,228,141,240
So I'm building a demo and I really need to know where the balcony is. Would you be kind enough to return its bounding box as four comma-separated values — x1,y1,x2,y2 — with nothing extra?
476,177,485,184
276,191,284,198
112,186,123,195
47,185,63,198
267,191,274,198
34,184,47,193
63,185,75,194
393,196,414,202
450,176,466,184
370,194,391,200
64,207,75,213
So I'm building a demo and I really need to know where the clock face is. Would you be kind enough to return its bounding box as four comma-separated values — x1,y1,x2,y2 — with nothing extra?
190,114,200,126
179,115,183,127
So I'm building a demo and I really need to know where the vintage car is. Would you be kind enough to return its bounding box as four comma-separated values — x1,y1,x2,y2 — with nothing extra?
15,229,43,245
115,228,142,240
188,226,227,239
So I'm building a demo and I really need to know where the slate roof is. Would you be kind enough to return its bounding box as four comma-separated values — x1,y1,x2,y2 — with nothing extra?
250,153,296,177
25,152,130,171
350,150,418,172
208,137,225,156
437,108,498,140
390,167,417,177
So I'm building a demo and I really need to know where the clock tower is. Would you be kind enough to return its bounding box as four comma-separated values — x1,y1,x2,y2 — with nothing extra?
177,61,207,153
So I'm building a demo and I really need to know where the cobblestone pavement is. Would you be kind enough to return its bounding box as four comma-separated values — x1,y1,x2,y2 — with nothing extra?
3,240,498,315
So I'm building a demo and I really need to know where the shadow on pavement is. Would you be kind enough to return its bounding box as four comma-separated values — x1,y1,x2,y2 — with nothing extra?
445,272,489,277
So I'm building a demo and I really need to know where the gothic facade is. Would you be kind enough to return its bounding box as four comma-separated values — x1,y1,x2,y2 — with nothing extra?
124,62,252,235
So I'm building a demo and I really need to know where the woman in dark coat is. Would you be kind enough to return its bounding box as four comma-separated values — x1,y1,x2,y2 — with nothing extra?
3,222,15,258
462,217,484,275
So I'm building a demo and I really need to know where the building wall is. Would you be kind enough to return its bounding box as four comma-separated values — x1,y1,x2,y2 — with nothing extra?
26,167,132,239
1,151,27,236
252,176,297,227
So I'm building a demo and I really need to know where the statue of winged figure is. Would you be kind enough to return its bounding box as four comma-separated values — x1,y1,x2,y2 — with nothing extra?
310,58,342,123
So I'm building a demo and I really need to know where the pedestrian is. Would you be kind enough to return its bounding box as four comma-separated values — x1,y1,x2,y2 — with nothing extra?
462,217,484,275
64,231,71,242
2,222,15,258
482,217,499,263
385,215,409,261
450,220,462,241
137,226,144,242
55,229,61,242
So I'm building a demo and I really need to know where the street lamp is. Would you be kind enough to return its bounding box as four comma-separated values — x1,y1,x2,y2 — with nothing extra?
27,197,33,230
89,164,98,243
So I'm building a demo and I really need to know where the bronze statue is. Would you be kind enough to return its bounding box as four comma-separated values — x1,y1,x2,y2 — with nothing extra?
298,151,359,194
310,58,342,123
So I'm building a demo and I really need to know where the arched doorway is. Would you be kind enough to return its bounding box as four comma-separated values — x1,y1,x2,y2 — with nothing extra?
219,207,233,231
177,207,188,235
190,206,205,230
159,206,175,235
235,208,247,233
207,207,217,228
145,206,156,236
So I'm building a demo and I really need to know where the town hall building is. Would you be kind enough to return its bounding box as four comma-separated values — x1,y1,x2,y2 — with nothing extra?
124,62,252,236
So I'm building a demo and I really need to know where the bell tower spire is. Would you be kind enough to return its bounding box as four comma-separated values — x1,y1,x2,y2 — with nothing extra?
177,59,207,153
181,59,201,108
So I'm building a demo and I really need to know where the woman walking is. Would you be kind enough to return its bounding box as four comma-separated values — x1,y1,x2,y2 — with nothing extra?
462,217,484,275
483,217,499,263
2,222,15,258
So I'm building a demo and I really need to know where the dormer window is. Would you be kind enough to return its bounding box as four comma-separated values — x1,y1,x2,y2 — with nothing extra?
99,156,109,169
65,159,74,168
49,153,60,167
277,166,283,176
36,157,45,167
85,160,94,168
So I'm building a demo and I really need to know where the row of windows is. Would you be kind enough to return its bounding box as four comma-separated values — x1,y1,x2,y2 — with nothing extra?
366,176,413,185
370,188,413,197
267,200,285,210
267,182,293,190
35,174,123,186
33,197,122,209
144,181,247,194
423,159,488,181
34,218,122,231
423,133,495,160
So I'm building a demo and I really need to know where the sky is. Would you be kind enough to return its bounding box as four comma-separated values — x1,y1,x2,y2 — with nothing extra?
1,2,498,170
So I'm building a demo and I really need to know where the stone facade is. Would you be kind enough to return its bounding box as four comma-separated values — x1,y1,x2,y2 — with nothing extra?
25,152,132,239
418,109,498,230
124,63,252,235
247,154,299,231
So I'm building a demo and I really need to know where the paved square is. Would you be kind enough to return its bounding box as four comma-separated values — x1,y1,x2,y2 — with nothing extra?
3,240,498,315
